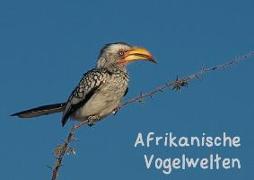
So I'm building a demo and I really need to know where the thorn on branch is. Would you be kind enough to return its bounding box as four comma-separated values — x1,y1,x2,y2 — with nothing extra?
172,76,188,91
211,66,217,70
66,147,76,155
159,89,164,92
194,74,202,80
201,65,207,72
165,82,171,88
138,92,145,103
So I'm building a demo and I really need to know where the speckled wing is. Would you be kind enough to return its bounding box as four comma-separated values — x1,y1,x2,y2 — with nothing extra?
61,68,110,126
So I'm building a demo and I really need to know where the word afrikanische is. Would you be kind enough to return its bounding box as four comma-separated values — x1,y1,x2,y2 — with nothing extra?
134,132,240,148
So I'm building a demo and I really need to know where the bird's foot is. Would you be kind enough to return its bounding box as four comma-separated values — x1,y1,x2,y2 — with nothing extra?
87,115,99,127
88,122,95,127
112,106,120,116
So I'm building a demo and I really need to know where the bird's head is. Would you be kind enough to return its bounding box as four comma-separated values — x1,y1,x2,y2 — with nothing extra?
96,42,156,69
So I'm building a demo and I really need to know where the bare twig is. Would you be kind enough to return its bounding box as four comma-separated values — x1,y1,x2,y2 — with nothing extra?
121,51,254,107
50,50,254,180
51,127,75,180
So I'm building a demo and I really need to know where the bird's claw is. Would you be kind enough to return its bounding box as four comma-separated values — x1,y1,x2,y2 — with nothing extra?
112,106,120,116
87,115,99,127
88,122,95,127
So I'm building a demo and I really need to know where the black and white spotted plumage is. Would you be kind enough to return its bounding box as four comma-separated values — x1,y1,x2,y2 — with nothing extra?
61,66,128,126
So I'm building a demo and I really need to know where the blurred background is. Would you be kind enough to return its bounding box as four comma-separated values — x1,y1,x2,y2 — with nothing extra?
0,0,253,179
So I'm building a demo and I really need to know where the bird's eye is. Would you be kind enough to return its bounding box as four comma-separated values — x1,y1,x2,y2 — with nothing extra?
118,50,125,56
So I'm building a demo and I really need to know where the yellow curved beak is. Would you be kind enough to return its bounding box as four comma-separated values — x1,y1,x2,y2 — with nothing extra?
121,47,157,64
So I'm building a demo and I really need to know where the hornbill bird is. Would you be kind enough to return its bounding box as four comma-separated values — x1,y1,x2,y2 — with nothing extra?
11,42,156,126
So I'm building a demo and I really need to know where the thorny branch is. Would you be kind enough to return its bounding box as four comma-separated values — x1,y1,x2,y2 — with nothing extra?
121,51,254,107
50,50,254,180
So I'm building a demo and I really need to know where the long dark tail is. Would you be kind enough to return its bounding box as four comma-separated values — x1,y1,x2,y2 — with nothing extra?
11,103,66,118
